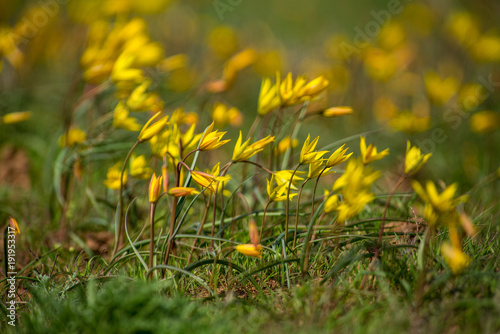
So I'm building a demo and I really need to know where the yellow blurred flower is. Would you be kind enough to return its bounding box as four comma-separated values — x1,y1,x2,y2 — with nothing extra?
159,54,188,72
404,141,432,176
199,122,230,151
171,108,198,126
411,181,465,217
323,192,340,214
440,243,470,274
275,136,298,155
129,154,153,179
459,83,487,112
470,111,500,133
126,80,163,112
8,217,20,236
470,34,500,63
424,71,459,106
232,131,275,162
328,159,380,222
446,11,480,47
235,243,263,258
322,106,353,117
378,22,406,51
148,173,163,203
364,48,397,82
113,102,141,131
373,96,398,123
1,111,31,124
58,127,87,147
360,136,389,165
211,103,243,128
104,162,127,190
208,26,238,59
389,111,430,134
223,48,257,88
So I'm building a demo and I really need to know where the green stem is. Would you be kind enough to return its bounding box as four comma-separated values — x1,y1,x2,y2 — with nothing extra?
311,167,328,218
187,196,211,265
112,140,139,257
293,178,310,248
281,101,309,170
284,164,301,247
148,203,157,271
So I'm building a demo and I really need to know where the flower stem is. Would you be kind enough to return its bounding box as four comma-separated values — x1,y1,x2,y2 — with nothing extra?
112,140,139,257
284,164,301,247
148,203,157,271
293,178,309,248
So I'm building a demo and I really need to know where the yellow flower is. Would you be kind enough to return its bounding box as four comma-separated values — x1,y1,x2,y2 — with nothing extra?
300,134,328,164
138,112,169,143
190,167,230,193
279,72,307,106
211,103,243,128
411,180,465,214
470,111,500,133
297,75,329,99
235,244,263,258
459,83,487,112
470,34,500,63
148,173,163,203
249,219,259,246
222,48,257,89
389,111,430,134
171,107,199,126
159,54,188,72
404,141,432,175
360,136,389,165
1,111,32,124
199,121,230,151
322,106,353,117
113,102,141,131
275,136,298,155
126,80,163,112
273,170,305,190
363,48,397,82
129,154,153,179
258,77,281,116
111,53,145,84
440,243,470,274
323,192,340,213
325,144,352,167
328,159,380,222
308,160,333,179
167,187,200,197
232,131,275,162
8,217,20,235
446,11,480,47
424,71,459,106
58,127,87,147
267,174,296,202
104,162,127,190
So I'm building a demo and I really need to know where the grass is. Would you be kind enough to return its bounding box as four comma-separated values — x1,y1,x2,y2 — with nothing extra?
1,0,500,332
